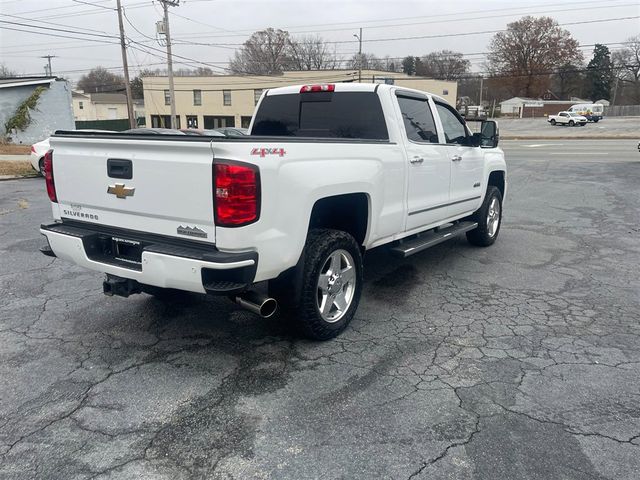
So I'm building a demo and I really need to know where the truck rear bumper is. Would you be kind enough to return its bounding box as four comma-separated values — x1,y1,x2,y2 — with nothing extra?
40,221,258,295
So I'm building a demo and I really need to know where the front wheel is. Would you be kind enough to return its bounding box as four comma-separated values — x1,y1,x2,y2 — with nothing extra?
568,120,575,126
273,229,363,340
466,186,503,247
550,119,556,125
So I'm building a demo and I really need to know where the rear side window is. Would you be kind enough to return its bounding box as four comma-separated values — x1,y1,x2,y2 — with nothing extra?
252,92,388,140
397,96,438,143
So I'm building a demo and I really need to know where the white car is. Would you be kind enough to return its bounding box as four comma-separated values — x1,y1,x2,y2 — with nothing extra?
31,130,115,175
548,111,588,127
40,83,506,340
30,137,50,175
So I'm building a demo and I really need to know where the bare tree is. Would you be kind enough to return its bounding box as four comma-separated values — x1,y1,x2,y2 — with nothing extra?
77,66,125,93
229,28,292,75
346,53,384,71
419,50,470,80
487,16,583,98
288,35,338,70
552,63,585,99
612,35,640,103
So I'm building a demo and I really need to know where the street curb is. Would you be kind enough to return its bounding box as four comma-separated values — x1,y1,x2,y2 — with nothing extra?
0,174,40,181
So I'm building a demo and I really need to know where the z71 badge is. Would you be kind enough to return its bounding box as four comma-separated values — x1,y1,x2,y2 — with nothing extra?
251,147,286,158
177,225,208,239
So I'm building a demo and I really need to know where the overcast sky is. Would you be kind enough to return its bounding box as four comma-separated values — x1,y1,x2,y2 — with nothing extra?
1,0,639,83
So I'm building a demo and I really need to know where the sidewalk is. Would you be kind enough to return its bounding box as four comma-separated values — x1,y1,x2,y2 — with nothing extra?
0,154,31,162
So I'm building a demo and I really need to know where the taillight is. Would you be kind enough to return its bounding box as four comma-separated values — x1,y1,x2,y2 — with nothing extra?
43,149,57,203
300,84,335,93
214,162,259,227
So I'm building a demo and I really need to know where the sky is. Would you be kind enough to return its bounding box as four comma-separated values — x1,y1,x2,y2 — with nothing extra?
1,0,639,83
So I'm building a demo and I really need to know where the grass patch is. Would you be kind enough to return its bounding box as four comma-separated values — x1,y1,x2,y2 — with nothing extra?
0,160,37,177
0,144,31,155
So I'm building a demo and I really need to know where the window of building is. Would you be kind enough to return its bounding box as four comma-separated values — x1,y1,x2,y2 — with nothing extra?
186,115,198,129
241,116,252,129
151,114,181,129
223,90,231,106
203,115,235,129
193,89,202,106
442,89,449,96
79,101,84,110
254,89,263,106
397,95,438,143
164,90,171,105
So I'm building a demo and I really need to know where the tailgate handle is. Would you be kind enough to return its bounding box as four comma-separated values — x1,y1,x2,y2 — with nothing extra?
107,159,133,179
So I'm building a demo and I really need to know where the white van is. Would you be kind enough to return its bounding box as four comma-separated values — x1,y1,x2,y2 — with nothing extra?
569,103,604,122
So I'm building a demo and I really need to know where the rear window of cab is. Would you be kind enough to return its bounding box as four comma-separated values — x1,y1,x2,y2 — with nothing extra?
252,91,389,140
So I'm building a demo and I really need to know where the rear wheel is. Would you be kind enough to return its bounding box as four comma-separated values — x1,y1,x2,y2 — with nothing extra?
466,186,503,247
38,157,45,176
272,229,363,340
593,118,600,123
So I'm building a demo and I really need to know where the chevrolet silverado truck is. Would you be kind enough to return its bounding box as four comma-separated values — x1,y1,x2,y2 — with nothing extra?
39,83,506,340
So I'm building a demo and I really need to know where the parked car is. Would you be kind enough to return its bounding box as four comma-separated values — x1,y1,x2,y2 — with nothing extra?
179,129,226,137
215,127,248,137
30,130,114,175
548,111,588,127
30,138,50,175
123,128,185,135
39,83,506,340
568,103,604,122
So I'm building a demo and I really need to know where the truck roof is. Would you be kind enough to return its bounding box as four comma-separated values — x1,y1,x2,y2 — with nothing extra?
266,82,448,104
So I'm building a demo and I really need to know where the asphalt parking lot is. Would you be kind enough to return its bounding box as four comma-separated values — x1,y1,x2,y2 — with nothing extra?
1,139,639,479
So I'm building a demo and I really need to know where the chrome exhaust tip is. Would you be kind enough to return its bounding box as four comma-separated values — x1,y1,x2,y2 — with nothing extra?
234,291,278,318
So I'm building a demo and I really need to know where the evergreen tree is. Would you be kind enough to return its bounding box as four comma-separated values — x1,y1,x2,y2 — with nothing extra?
586,44,613,101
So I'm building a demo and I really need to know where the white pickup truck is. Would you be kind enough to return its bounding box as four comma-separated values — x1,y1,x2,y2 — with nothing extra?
40,83,506,340
547,111,588,127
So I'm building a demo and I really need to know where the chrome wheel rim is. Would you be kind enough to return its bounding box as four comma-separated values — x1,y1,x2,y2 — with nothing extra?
316,249,356,323
487,197,501,238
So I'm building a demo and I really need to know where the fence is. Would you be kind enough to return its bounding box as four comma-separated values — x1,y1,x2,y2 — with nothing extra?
75,117,146,131
603,105,640,117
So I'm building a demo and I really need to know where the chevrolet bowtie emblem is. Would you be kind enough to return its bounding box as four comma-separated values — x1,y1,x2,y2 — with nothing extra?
107,183,135,199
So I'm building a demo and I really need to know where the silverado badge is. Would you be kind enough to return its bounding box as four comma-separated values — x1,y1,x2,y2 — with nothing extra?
107,183,135,199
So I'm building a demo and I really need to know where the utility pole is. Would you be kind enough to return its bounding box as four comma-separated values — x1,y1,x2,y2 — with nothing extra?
116,0,136,129
478,75,484,106
159,0,179,129
353,28,362,83
41,55,56,76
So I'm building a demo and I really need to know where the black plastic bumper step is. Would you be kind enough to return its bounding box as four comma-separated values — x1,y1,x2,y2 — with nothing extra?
390,221,478,258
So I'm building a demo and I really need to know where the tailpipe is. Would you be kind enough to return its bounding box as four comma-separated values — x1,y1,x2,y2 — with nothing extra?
234,291,278,318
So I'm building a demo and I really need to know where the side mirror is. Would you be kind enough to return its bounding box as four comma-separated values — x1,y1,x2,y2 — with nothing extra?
480,120,499,148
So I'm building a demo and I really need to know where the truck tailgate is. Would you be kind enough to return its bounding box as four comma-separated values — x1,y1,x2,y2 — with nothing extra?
50,136,216,243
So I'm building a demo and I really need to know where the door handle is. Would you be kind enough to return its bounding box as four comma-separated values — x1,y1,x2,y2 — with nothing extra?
451,155,462,162
410,156,424,164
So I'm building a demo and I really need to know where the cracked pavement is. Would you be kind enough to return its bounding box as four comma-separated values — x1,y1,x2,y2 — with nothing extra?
1,139,639,479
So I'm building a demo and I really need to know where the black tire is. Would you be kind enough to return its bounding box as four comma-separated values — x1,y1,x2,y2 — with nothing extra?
550,119,556,125
593,118,599,123
38,158,45,176
466,186,503,247
271,229,363,340
568,120,575,127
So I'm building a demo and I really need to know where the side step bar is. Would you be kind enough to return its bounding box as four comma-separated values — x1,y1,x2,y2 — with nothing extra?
390,221,478,258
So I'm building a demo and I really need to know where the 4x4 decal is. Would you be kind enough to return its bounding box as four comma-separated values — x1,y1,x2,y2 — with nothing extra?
251,147,286,157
